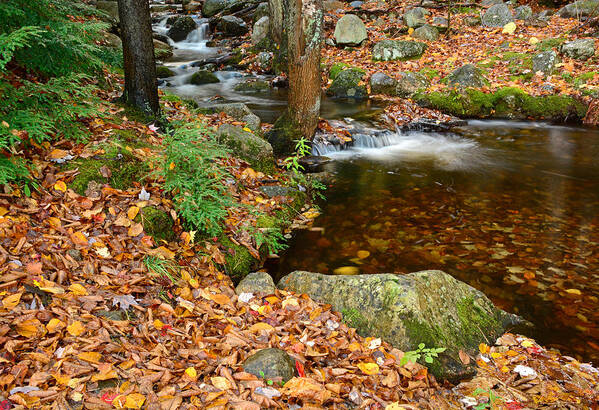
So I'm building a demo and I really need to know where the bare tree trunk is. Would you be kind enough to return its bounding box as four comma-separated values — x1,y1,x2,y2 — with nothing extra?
268,0,283,44
117,0,160,117
284,0,323,138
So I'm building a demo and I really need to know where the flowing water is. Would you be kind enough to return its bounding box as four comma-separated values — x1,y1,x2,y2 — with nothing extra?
152,17,599,363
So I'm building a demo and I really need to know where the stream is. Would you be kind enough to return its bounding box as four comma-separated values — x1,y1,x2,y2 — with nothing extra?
153,15,599,364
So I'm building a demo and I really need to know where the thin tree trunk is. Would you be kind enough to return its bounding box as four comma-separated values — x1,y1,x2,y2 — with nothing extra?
284,0,323,138
268,0,283,44
117,0,160,116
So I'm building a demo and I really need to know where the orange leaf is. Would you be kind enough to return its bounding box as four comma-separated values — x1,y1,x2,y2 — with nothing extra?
2,292,22,310
78,351,102,363
71,231,89,246
54,181,67,192
357,362,380,375
67,320,85,337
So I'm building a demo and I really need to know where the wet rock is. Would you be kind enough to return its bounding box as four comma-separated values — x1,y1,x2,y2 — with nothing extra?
370,72,397,95
298,156,332,173
372,40,427,61
252,16,270,45
156,66,175,78
350,1,364,8
413,24,439,41
326,67,367,99
201,103,261,132
218,15,249,37
278,270,528,382
189,70,220,85
154,39,173,60
481,3,513,27
396,71,429,98
403,7,429,28
558,0,599,18
153,33,170,44
234,79,270,92
257,51,273,71
203,0,245,17
167,16,197,42
560,39,596,61
532,50,559,75
334,14,368,46
243,348,296,382
446,64,487,88
216,124,275,172
96,1,119,22
514,5,532,20
236,272,276,295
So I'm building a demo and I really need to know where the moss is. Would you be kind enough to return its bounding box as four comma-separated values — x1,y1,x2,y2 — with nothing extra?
156,66,175,78
135,206,175,243
219,234,260,283
266,111,303,156
329,62,349,80
402,317,448,377
161,91,199,110
575,71,597,87
190,70,219,85
536,37,566,52
418,67,440,80
342,308,373,335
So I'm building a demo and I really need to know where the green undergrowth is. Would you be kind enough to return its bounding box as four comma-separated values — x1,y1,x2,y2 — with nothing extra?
414,87,588,121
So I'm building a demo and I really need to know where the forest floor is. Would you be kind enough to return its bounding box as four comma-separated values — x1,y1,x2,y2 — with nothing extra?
1,0,599,409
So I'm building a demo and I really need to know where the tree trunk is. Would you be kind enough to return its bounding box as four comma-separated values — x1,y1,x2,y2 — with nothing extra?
268,0,284,44
117,0,160,117
284,0,323,138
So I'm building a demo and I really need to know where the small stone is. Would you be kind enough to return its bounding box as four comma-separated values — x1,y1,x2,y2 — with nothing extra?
403,7,428,28
189,70,220,85
167,16,197,42
216,124,274,172
218,15,249,37
369,72,397,95
413,24,439,41
235,272,276,295
432,16,448,26
243,348,296,382
532,50,559,75
446,64,487,88
156,66,175,78
326,67,367,99
396,71,429,97
349,1,364,8
482,3,514,27
372,40,427,61
558,0,599,18
334,14,368,46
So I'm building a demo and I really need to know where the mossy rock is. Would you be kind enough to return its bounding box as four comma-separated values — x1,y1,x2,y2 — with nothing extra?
135,206,175,243
326,67,368,99
216,124,275,173
414,87,588,121
329,62,349,80
234,80,270,93
156,66,175,78
67,150,149,196
265,111,304,156
190,70,220,85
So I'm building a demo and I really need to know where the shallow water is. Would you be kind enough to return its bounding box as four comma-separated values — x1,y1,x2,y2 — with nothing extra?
273,121,599,363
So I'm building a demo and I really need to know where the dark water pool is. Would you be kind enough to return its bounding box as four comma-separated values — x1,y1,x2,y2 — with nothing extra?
272,121,599,364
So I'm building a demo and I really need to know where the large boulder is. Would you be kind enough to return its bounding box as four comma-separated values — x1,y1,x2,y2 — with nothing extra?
334,14,368,46
218,15,249,37
558,0,599,18
167,16,197,42
532,50,559,75
252,16,270,45
203,0,246,17
369,72,397,95
278,270,527,381
514,5,533,20
446,64,487,88
396,71,430,98
403,7,429,28
243,348,296,383
560,39,596,61
481,3,514,27
216,124,275,172
372,40,427,61
236,272,276,295
326,67,367,99
201,103,261,132
413,24,439,41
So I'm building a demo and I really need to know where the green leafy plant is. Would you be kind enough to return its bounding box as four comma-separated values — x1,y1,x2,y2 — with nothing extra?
400,343,447,365
144,255,179,285
472,388,503,410
160,121,232,236
283,137,311,175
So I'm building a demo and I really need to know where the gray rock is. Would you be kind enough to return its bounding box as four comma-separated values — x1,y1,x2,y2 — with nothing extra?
167,16,197,42
403,7,429,28
278,270,527,382
326,68,367,99
481,0,503,5
216,124,274,172
349,1,364,8
464,15,481,26
560,39,596,61
218,15,249,37
259,185,298,198
234,79,270,92
102,32,121,49
254,2,269,21
372,40,427,61
558,0,599,18
537,9,554,21
413,24,439,41
514,5,533,20
432,16,448,26
532,50,559,75
257,51,273,71
183,1,202,12
243,348,296,382
446,64,487,88
153,39,173,60
369,72,397,95
189,70,220,85
203,0,245,17
334,14,368,46
96,1,119,22
396,71,430,97
236,272,276,295
481,3,514,27
204,103,261,132
252,16,270,45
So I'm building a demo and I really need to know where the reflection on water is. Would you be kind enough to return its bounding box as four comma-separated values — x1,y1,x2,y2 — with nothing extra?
274,121,599,364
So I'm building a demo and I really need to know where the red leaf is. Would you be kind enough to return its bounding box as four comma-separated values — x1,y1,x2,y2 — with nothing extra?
295,360,305,377
101,392,118,404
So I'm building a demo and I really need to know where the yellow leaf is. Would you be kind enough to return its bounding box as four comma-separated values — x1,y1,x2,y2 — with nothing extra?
16,319,44,338
148,246,175,259
386,403,404,410
565,288,581,295
67,320,85,337
408,27,414,35
0,206,8,216
54,181,67,192
479,343,490,354
357,362,379,375
68,283,88,296
185,367,197,379
35,278,64,294
242,127,252,132
124,393,146,409
209,293,231,305
169,162,175,170
249,322,274,333
46,318,64,333
53,373,71,385
357,250,370,259
333,266,359,275
529,37,539,45
521,340,534,348
211,376,231,390
153,319,165,330
502,22,517,35
49,149,68,159
48,217,61,228
78,351,102,363
127,206,140,220
2,292,22,309
490,352,502,359
71,231,89,246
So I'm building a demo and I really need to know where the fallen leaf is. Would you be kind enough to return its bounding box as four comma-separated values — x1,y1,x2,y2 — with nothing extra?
67,321,85,337
2,292,22,310
357,362,380,375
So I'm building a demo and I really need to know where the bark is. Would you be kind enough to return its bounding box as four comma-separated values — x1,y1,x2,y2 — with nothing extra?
284,0,323,138
117,0,160,116
268,0,284,44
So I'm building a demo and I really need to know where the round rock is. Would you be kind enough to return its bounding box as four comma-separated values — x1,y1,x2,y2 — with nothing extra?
334,14,368,46
242,348,296,382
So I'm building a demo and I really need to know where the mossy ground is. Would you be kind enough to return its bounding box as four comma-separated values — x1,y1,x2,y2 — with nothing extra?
135,206,175,243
